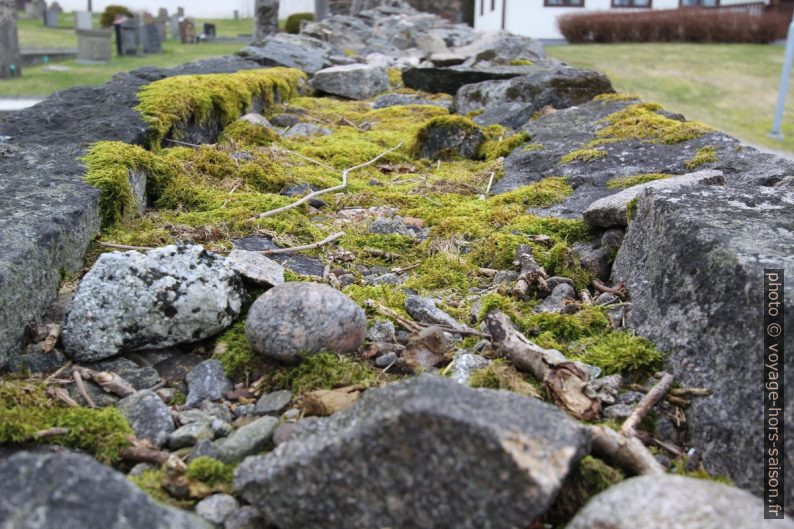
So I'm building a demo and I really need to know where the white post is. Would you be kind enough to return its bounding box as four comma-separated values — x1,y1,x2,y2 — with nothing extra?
771,21,794,139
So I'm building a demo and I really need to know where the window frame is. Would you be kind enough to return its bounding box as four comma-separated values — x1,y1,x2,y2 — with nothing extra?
544,0,585,7
611,0,652,7
679,0,720,7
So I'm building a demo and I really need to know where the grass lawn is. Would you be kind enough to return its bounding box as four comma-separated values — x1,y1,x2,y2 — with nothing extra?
2,14,254,97
547,43,794,154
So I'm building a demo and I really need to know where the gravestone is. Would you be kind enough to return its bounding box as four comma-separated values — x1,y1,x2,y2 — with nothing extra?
76,28,111,63
156,21,166,42
44,9,58,27
234,10,239,20
203,23,216,40
179,18,196,44
48,1,61,13
25,0,45,19
157,7,168,21
1,0,22,79
177,6,184,17
142,22,162,53
169,14,179,39
114,18,139,55
74,10,91,30
254,0,279,40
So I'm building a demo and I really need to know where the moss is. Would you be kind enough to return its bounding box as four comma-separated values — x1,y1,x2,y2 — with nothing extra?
579,331,663,377
469,232,525,269
626,197,639,224
136,68,306,148
341,232,420,265
411,115,482,159
468,360,540,397
672,458,734,485
476,292,523,322
213,321,258,379
597,103,711,145
684,145,718,170
480,130,530,160
520,307,611,346
343,284,408,316
82,141,181,228
403,252,480,295
546,456,624,526
129,469,174,505
508,59,534,66
0,377,132,463
220,118,279,147
593,92,640,103
268,353,378,394
186,457,235,486
285,12,314,34
523,143,544,151
387,67,403,88
537,242,592,291
560,147,607,165
606,172,672,190
490,177,573,208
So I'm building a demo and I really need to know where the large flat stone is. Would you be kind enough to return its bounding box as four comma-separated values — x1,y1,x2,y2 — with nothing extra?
402,65,538,95
612,184,794,504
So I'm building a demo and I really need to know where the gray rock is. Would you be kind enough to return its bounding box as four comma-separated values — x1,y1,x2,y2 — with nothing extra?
233,236,326,277
186,359,233,409
168,421,214,449
367,320,396,343
189,439,224,462
240,113,273,129
595,292,619,306
371,93,451,110
234,376,590,529
533,283,576,314
602,403,633,419
456,31,546,66
224,506,265,529
68,379,119,407
216,416,279,463
567,475,794,529
600,228,625,252
245,282,367,364
269,113,302,128
364,272,403,286
254,0,278,40
0,451,210,529
310,64,389,100
211,418,234,438
405,295,466,330
175,408,213,426
235,404,256,418
374,351,399,368
612,184,794,504
237,33,333,74
255,390,293,416
583,170,724,228
413,118,484,160
455,66,614,129
196,494,240,525
118,390,174,447
225,250,285,287
402,65,537,95
450,353,490,384
62,245,244,362
571,242,611,282
7,345,67,373
368,217,416,237
201,400,234,423
282,122,332,138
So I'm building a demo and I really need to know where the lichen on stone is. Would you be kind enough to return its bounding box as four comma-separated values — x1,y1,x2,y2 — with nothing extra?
606,172,672,190
684,145,718,170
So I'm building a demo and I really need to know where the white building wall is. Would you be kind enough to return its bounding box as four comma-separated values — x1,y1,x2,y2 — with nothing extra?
280,0,316,18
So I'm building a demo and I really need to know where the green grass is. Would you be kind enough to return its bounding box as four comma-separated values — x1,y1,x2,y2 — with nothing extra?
547,43,794,154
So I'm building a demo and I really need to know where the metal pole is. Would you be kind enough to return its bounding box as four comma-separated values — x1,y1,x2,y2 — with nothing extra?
771,21,794,139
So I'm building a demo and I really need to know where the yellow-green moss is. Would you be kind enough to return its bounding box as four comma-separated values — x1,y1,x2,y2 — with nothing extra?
480,129,530,160
128,469,174,505
469,232,525,269
626,196,639,224
0,378,132,463
490,177,573,208
606,173,672,190
411,115,482,160
593,92,640,103
523,143,544,151
268,352,378,394
508,59,534,66
520,307,611,346
684,145,718,170
213,321,258,379
547,456,624,526
185,456,235,486
387,68,403,88
220,118,279,147
579,331,663,377
468,359,541,397
136,68,305,148
672,458,734,485
403,252,480,295
343,284,408,317
560,147,607,165
597,103,710,145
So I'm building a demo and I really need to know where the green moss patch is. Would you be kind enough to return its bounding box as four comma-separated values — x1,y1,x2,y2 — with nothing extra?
546,455,624,526
0,377,132,463
560,147,607,165
268,353,379,394
606,172,672,190
186,456,235,486
213,321,258,379
684,145,718,170
468,359,541,397
578,331,664,377
597,103,710,145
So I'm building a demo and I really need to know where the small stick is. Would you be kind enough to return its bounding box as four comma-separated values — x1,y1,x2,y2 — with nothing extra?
391,262,421,274
275,146,336,170
75,367,136,398
593,279,628,298
72,370,95,408
484,171,495,195
163,138,201,148
99,242,155,251
33,427,69,440
621,372,674,437
366,300,423,333
45,361,73,384
590,425,665,476
251,142,404,221
259,232,344,255
478,267,498,277
46,386,80,407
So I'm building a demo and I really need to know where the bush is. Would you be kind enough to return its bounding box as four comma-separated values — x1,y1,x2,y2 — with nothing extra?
285,12,314,34
100,5,133,27
558,9,788,44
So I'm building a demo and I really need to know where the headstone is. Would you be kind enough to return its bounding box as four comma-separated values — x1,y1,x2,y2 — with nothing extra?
1,0,23,79
156,21,166,43
44,9,58,27
74,10,92,30
169,14,179,40
233,10,239,20
115,18,139,55
142,22,162,53
203,23,216,40
157,7,168,21
25,0,45,19
179,18,196,44
177,6,184,17
76,28,112,63
48,1,62,13
254,0,279,40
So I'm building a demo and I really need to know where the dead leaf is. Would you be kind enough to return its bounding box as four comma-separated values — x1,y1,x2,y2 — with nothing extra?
303,385,364,416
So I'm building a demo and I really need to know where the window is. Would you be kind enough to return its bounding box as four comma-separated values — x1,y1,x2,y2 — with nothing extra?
480,0,484,15
680,0,719,6
491,0,496,10
612,0,651,7
544,0,585,6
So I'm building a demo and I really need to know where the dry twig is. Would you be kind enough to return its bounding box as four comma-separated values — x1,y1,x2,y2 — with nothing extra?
621,373,674,437
72,369,95,408
258,232,344,255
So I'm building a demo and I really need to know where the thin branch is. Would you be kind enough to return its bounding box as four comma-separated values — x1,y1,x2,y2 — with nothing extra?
274,146,336,170
33,427,69,440
73,370,95,408
259,232,344,255
45,361,73,384
593,279,628,298
163,138,201,148
484,171,495,195
99,242,155,251
621,373,674,437
590,425,665,476
250,142,404,221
